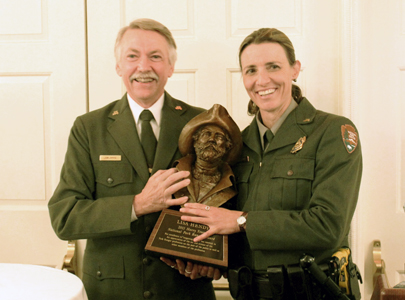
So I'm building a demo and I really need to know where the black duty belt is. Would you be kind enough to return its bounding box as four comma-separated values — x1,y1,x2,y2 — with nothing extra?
252,275,273,299
252,263,323,300
229,249,362,300
253,265,289,300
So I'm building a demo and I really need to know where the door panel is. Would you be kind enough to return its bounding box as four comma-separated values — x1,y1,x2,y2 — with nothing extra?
0,0,87,267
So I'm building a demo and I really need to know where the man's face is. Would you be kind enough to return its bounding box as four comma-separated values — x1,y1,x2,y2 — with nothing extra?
194,125,230,163
116,29,174,108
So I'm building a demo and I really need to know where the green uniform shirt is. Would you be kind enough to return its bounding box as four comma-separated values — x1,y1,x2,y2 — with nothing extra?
230,98,362,271
48,93,214,300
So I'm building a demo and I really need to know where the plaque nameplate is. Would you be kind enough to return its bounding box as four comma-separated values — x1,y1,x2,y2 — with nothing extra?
145,209,228,268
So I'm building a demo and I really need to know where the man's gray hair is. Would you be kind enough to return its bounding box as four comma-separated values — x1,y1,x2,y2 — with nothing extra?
114,18,177,65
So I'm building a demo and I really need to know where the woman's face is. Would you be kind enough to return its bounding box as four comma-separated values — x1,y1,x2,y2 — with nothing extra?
240,42,300,116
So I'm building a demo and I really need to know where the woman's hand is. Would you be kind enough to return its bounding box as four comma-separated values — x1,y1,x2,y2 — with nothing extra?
180,203,243,242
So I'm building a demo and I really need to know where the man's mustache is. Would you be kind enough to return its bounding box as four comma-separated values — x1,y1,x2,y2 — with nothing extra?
130,71,159,82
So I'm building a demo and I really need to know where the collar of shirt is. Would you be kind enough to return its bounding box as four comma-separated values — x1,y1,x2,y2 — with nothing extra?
127,93,164,140
256,98,298,150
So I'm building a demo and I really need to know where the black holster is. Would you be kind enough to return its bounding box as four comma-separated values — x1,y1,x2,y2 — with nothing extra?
267,265,287,300
347,253,362,300
287,264,311,300
300,252,362,300
228,266,254,300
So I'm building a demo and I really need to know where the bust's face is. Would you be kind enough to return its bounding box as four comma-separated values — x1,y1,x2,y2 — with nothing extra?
193,124,229,163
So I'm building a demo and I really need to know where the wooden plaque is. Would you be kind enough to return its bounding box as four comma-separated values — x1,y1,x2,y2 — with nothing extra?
145,209,228,269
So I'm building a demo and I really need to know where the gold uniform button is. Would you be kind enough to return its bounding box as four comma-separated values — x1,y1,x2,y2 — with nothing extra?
107,178,114,184
287,170,294,176
96,271,102,277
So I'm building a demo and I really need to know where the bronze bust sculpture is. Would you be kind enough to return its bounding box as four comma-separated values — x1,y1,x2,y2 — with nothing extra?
174,104,242,207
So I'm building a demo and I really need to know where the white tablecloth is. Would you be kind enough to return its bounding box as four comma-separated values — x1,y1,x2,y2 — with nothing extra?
0,263,88,300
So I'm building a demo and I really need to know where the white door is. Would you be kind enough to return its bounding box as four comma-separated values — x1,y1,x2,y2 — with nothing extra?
0,0,87,267
356,0,405,297
87,0,344,123
86,1,349,298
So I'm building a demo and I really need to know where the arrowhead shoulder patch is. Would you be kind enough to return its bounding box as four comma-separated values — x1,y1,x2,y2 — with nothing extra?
341,124,358,153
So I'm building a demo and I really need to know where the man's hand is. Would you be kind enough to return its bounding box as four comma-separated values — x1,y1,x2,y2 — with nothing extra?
133,168,190,217
160,257,224,280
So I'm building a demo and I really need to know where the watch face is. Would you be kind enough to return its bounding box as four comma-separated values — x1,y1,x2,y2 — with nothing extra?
237,216,246,225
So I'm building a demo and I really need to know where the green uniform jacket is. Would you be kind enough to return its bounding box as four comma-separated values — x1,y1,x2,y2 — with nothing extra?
48,93,215,300
230,98,362,271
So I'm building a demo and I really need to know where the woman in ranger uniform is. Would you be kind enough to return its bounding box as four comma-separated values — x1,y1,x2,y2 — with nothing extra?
178,28,362,299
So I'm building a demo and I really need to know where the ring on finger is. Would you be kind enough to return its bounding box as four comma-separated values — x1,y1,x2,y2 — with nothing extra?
185,269,192,274
171,265,176,269
205,206,210,211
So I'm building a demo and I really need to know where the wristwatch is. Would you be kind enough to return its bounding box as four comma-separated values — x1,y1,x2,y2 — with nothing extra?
237,212,248,232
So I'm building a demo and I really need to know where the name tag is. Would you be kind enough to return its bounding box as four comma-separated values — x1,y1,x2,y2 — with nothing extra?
99,155,121,161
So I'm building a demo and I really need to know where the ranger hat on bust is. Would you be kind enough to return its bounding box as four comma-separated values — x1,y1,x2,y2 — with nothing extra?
178,104,243,165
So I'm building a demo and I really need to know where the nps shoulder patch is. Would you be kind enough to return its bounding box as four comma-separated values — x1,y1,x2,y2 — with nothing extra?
341,124,358,153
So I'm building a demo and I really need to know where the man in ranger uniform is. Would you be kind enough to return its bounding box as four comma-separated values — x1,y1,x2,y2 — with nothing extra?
48,18,215,300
